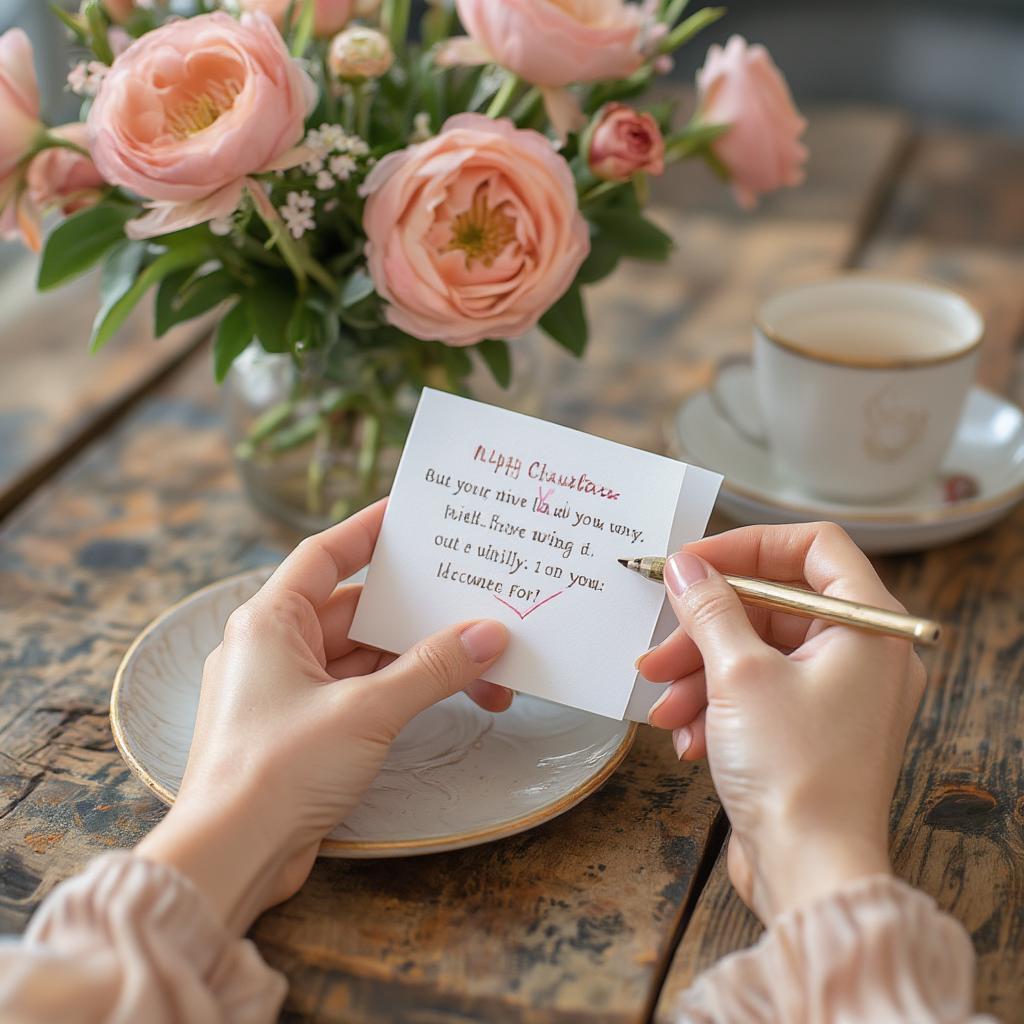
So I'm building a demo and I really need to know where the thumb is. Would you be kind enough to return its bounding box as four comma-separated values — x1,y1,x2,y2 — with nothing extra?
366,619,509,725
664,551,763,668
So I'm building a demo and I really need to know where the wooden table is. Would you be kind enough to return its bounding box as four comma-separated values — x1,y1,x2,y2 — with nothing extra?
1,106,1022,1023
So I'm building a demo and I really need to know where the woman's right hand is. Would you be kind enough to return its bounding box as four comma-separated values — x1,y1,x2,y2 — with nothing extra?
638,523,926,924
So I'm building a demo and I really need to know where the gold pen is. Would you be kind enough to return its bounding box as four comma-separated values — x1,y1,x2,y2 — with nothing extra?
618,556,942,646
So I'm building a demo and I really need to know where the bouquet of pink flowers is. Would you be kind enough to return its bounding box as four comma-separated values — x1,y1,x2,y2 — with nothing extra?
0,0,806,525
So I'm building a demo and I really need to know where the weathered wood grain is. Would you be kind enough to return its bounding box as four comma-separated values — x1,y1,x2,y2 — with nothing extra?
655,128,1024,1024
0,259,211,520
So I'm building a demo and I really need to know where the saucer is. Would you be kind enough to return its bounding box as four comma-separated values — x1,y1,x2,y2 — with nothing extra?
670,371,1024,554
111,571,636,858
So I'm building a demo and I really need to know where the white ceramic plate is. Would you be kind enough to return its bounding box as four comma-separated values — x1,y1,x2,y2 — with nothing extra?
111,571,636,858
669,372,1024,554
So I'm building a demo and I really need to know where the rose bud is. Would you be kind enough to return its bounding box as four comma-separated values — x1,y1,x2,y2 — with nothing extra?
586,103,665,183
328,25,394,81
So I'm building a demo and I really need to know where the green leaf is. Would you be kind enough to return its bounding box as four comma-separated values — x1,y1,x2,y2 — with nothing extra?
82,0,113,64
37,204,133,291
91,238,209,352
540,286,588,357
665,120,730,161
213,301,252,383
155,268,235,338
49,3,88,43
587,209,673,261
244,275,295,353
340,270,376,309
475,339,512,388
290,0,315,56
661,7,726,53
90,241,146,351
576,234,620,285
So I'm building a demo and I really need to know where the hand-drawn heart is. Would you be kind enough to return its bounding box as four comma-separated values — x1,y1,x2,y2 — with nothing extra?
493,591,564,620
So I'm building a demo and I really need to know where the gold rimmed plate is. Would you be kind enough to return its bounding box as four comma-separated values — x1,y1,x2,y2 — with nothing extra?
111,570,636,858
669,375,1024,554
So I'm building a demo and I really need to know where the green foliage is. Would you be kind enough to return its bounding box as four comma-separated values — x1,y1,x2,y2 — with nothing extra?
540,285,588,357
155,268,236,337
213,301,252,383
586,208,674,262
37,204,133,291
475,339,512,389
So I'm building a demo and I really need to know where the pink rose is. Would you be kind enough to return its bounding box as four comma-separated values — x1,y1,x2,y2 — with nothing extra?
27,123,106,216
0,28,44,249
587,103,665,182
88,12,316,238
361,114,590,347
696,35,808,209
440,0,645,138
450,0,644,87
238,0,354,37
102,0,136,23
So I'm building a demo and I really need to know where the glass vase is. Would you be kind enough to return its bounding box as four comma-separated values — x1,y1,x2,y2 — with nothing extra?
223,332,549,534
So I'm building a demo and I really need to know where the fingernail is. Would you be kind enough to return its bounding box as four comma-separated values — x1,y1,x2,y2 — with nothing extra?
647,687,671,726
673,727,692,759
460,620,508,664
634,643,660,670
664,552,708,598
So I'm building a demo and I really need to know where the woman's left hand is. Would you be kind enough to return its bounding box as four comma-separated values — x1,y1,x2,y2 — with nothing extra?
136,499,510,933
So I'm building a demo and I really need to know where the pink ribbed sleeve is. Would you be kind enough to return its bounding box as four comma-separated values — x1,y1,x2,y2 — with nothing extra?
0,853,286,1024
673,874,996,1023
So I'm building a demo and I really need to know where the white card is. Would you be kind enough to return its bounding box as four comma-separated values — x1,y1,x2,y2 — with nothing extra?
350,389,722,721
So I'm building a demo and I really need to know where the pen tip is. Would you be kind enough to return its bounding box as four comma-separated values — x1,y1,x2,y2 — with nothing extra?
617,558,630,568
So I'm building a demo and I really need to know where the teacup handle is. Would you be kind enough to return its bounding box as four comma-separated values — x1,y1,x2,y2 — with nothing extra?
709,353,769,447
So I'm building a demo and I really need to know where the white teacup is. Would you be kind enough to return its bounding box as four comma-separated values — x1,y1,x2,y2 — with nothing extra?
716,276,983,503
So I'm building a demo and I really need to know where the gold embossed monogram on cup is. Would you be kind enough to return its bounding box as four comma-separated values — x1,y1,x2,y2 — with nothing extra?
742,276,982,503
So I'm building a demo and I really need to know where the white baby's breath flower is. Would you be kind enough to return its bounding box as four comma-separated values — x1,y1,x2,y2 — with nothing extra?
328,154,356,180
411,111,433,142
347,137,370,157
66,60,109,98
280,191,316,239
317,124,350,152
316,170,336,191
302,155,325,175
209,216,234,237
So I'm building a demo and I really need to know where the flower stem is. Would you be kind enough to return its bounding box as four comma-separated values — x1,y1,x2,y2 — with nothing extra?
487,73,520,119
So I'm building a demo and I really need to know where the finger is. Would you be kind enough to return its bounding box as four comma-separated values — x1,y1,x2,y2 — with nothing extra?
685,522,900,608
664,551,766,667
320,584,363,661
467,679,514,713
354,619,509,725
264,499,387,609
636,626,703,683
647,670,707,730
639,605,810,682
673,707,707,761
327,647,395,679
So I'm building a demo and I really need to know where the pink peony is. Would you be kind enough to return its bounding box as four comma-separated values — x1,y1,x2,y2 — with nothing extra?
88,12,316,239
238,0,354,37
440,0,645,137
102,0,137,23
0,28,44,249
360,114,590,347
587,103,665,182
696,35,808,209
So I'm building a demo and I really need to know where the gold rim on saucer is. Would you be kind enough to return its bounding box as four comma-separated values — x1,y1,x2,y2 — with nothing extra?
666,389,1024,527
755,273,985,371
110,572,638,857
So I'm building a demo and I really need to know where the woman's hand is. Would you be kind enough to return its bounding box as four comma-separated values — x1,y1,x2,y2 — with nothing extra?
639,523,925,924
137,500,510,933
